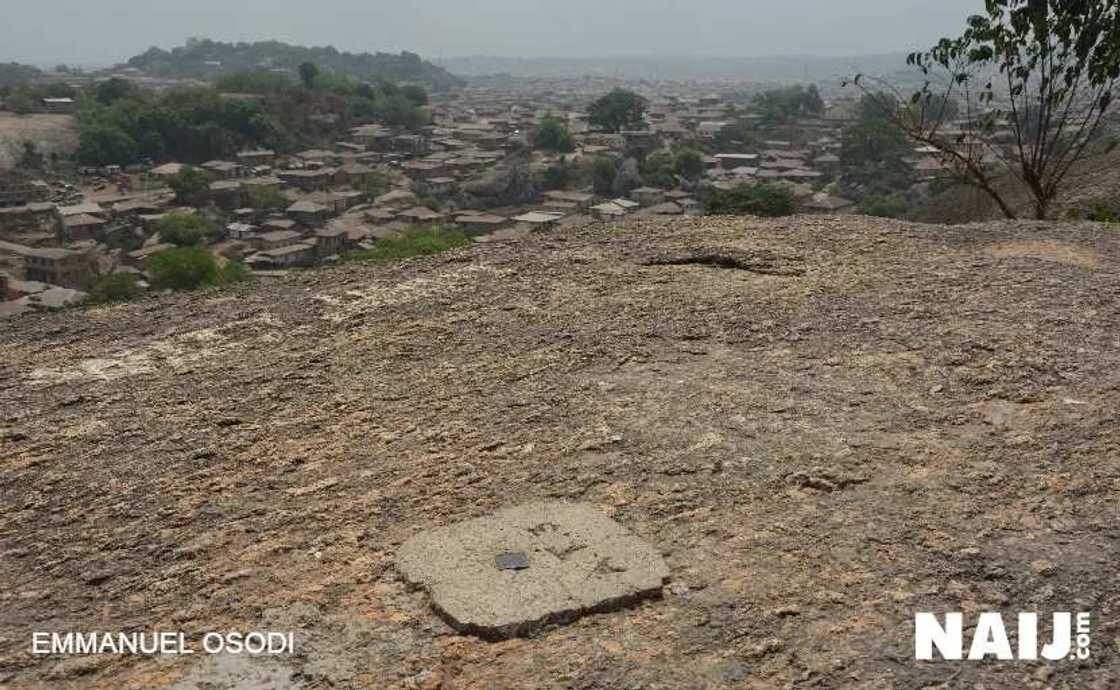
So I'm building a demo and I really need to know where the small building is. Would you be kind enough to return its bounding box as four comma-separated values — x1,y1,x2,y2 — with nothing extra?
209,180,245,210
0,241,96,289
226,222,257,240
426,177,457,196
62,213,107,241
643,201,684,216
250,243,316,268
252,229,305,252
374,189,418,209
201,160,244,180
511,211,564,228
150,162,186,179
544,191,595,209
236,149,277,167
630,187,666,207
41,97,76,113
278,169,336,192
397,206,445,225
590,202,628,221
454,213,509,234
313,227,349,258
714,153,760,169
337,162,377,187
286,200,330,227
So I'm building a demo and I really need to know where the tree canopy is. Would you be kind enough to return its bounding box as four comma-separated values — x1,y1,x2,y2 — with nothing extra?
706,184,796,217
147,247,248,291
753,85,825,124
168,167,212,205
124,39,463,91
837,93,914,200
533,116,576,153
588,89,649,132
156,213,220,247
75,67,428,166
850,0,1120,219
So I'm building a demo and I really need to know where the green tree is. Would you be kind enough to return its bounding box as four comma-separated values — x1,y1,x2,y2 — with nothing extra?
247,185,289,211
374,94,427,129
860,195,910,218
542,160,571,190
76,123,139,166
533,116,576,153
298,62,320,89
706,184,796,217
640,151,677,189
167,167,212,205
147,247,219,290
837,94,914,200
674,148,705,181
146,248,249,291
591,157,617,195
156,213,220,247
88,273,143,303
852,0,1120,219
713,119,761,151
588,89,649,132
96,77,142,105
400,84,429,106
5,88,34,114
754,85,825,124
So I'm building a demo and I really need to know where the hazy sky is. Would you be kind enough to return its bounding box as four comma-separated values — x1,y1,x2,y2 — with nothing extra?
5,0,982,67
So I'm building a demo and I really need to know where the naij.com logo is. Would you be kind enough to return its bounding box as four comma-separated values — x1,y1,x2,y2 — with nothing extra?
916,612,1090,661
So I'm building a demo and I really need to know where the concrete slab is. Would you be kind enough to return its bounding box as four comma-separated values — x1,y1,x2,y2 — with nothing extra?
396,502,669,640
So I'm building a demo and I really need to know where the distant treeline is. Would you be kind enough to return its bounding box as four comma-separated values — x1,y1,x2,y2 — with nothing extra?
124,39,464,91
0,62,42,90
74,69,429,166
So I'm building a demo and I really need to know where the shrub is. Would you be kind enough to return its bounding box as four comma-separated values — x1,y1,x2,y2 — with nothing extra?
147,247,219,291
706,184,796,217
591,157,617,195
156,213,220,247
674,148,705,181
247,185,288,211
861,195,910,219
88,273,143,303
1085,202,1120,223
167,167,212,205
351,225,471,264
533,116,576,153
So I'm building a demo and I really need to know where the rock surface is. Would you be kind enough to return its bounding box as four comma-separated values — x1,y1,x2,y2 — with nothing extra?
1,215,1119,688
396,501,669,640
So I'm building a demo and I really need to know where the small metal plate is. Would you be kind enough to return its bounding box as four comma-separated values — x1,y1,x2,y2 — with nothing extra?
495,552,530,570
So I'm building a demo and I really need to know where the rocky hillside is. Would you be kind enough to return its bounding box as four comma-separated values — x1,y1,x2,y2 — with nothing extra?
2,216,1118,689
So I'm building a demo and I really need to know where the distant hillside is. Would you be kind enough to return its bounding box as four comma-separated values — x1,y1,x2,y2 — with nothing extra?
437,53,919,84
122,39,465,91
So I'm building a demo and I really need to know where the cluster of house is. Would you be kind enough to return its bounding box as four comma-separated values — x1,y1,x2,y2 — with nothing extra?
1,75,967,318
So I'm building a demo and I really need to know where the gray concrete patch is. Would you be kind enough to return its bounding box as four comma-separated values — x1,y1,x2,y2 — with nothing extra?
396,501,670,640
169,653,304,690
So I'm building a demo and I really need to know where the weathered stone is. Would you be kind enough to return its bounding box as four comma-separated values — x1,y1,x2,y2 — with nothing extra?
396,501,669,640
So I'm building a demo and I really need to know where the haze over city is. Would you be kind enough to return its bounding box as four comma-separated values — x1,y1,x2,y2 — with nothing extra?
6,0,980,66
